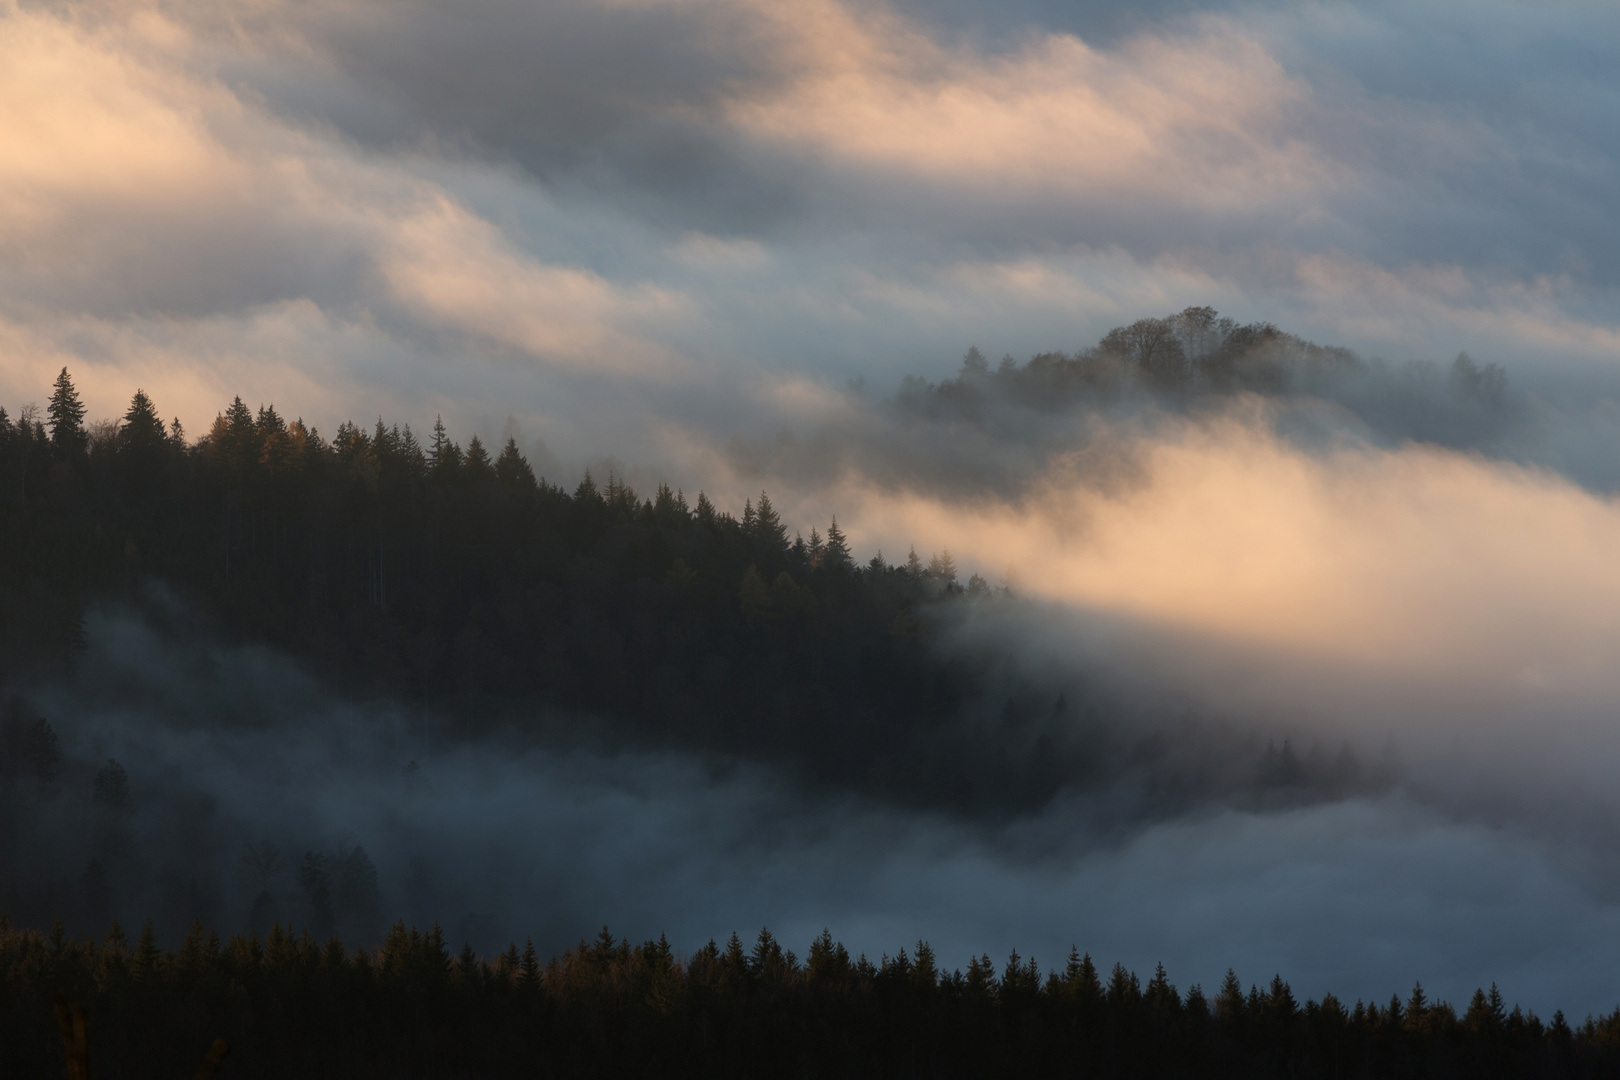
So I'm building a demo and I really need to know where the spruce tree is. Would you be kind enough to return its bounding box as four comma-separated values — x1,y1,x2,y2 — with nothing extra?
428,415,453,472
120,390,166,456
495,437,536,489
463,435,493,479
824,517,851,569
47,366,87,457
754,491,787,553
905,545,925,577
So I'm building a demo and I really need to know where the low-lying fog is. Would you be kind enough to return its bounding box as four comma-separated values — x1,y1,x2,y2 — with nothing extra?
7,593,1620,1020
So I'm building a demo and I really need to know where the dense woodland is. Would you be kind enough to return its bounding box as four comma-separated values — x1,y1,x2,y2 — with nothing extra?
0,363,1039,810
4,916,1619,1079
0,317,1397,814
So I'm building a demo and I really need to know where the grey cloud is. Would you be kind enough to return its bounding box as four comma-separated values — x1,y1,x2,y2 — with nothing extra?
175,0,1620,289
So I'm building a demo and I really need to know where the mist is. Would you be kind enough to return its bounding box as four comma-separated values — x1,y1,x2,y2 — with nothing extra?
8,596,1620,1021
5,0,1620,1054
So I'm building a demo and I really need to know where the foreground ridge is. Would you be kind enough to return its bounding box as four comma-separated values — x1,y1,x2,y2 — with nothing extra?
2,916,1615,1079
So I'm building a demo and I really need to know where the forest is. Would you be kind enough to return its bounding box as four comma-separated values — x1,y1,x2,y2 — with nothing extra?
5,915,1620,1079
0,311,1406,818
6,311,1592,1077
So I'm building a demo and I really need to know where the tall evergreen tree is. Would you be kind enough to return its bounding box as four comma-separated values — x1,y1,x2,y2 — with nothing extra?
120,390,166,454
824,517,851,570
753,491,787,554
428,415,453,472
905,546,925,578
463,435,493,479
495,437,536,489
47,366,88,458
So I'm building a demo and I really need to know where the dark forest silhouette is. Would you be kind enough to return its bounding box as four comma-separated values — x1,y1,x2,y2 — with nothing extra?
0,331,1392,818
3,915,1617,1079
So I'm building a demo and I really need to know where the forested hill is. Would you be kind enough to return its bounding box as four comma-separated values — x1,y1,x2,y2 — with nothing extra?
0,368,1060,810
0,312,1435,812
894,307,1515,457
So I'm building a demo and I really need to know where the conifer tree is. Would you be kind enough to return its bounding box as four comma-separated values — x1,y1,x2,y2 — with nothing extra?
428,415,454,472
495,437,536,489
575,469,600,504
905,545,925,577
1147,963,1179,1010
120,389,166,454
47,366,88,457
463,435,493,479
824,517,851,569
1216,969,1245,1020
753,491,787,553
519,939,540,990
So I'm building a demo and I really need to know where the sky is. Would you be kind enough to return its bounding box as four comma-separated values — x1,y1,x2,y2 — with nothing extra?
6,0,1620,1017
4,0,1619,451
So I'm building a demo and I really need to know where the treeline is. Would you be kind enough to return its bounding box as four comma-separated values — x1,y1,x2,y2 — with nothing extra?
897,306,1511,427
0,369,1053,812
3,915,1616,1079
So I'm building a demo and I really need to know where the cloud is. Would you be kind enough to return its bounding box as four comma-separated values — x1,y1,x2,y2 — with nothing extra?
381,196,692,376
726,5,1328,212
828,405,1620,689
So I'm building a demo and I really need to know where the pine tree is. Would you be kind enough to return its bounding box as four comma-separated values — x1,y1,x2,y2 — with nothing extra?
1147,962,1179,1010
1405,981,1428,1035
463,435,493,479
495,437,536,489
929,549,957,586
1268,973,1296,1020
905,545,925,578
519,939,540,990
575,469,600,504
824,517,851,569
120,389,166,454
1216,969,1246,1020
47,366,87,457
215,396,256,478
695,490,716,525
428,415,454,473
135,920,162,979
753,491,787,553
